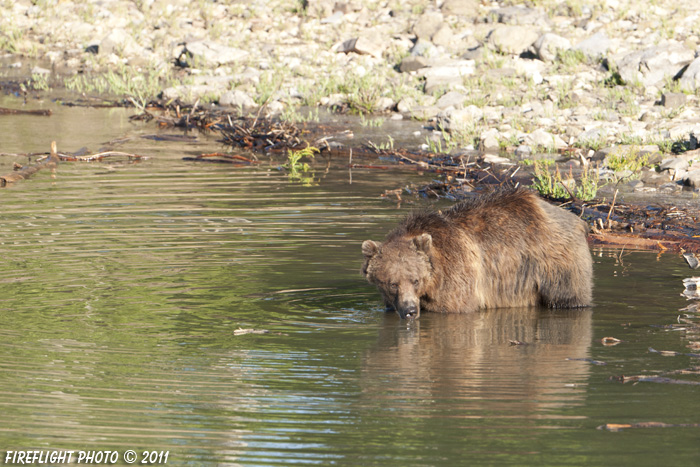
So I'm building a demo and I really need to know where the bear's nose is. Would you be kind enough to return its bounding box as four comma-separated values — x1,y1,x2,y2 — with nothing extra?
399,305,419,319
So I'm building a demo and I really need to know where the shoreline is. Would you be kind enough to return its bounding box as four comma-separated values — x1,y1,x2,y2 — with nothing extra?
2,0,700,252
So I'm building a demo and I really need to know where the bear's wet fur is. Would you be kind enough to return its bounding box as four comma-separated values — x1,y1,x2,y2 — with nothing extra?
362,187,593,319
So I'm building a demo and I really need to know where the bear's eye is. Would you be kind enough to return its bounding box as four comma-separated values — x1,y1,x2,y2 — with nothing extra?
389,282,398,291
412,279,419,286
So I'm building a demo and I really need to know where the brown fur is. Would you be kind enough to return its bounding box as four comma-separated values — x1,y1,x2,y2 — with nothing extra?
362,187,593,318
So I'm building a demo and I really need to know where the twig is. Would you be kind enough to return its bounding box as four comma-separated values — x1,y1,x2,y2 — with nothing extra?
607,189,618,229
0,141,59,186
0,107,51,116
58,151,147,162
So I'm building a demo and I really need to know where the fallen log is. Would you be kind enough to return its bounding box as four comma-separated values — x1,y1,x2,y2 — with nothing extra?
589,231,700,254
1,141,59,187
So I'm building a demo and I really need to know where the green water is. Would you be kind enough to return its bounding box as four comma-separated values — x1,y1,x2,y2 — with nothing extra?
0,102,699,465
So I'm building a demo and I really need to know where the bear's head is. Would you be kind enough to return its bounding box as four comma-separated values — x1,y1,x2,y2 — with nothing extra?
362,233,433,319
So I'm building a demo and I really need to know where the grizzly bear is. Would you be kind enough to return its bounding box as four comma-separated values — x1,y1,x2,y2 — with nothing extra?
362,187,593,319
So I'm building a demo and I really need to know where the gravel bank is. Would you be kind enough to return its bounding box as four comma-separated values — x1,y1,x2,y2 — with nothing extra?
4,0,700,193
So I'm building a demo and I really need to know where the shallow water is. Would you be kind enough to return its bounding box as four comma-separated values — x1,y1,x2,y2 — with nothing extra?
1,100,699,466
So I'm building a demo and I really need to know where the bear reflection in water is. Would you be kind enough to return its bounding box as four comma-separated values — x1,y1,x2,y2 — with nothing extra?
362,307,593,411
362,187,593,319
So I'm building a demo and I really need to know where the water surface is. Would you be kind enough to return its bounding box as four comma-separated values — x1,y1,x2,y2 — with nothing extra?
0,100,699,465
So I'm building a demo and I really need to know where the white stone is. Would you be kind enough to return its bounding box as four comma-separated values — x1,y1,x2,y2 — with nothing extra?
219,90,257,108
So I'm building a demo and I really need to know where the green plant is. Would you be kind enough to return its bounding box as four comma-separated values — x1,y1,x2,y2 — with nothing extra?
360,114,385,127
655,138,675,154
530,160,599,201
63,64,175,108
575,134,608,152
605,150,649,173
0,26,22,54
338,73,383,114
424,127,460,154
255,71,284,106
555,49,588,72
28,73,49,91
575,164,601,201
615,130,642,145
281,107,319,124
532,160,571,199
284,146,319,185
554,79,576,109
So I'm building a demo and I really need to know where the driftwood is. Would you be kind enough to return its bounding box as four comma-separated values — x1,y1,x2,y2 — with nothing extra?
56,151,146,162
0,106,51,116
182,152,259,164
598,421,700,432
1,141,59,186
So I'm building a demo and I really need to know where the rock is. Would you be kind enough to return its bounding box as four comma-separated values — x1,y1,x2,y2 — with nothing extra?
660,92,686,109
409,38,438,58
628,179,644,191
486,26,539,55
307,0,334,18
591,147,614,162
514,145,532,157
436,105,483,131
659,150,700,174
409,105,441,120
488,6,547,26
179,40,248,67
419,59,475,94
669,123,700,140
100,28,143,57
639,110,660,122
219,89,257,108
399,56,428,73
30,65,50,75
685,169,700,188
338,30,385,58
615,43,694,87
266,100,285,115
640,170,672,186
397,97,417,113
513,58,544,84
480,128,501,151
679,57,700,91
441,0,479,16
419,59,475,79
524,129,567,150
577,127,607,146
435,91,467,110
431,24,454,48
461,46,482,60
532,33,572,62
162,84,223,104
412,11,444,40
424,76,462,95
659,182,683,193
375,97,395,112
573,31,611,59
483,154,514,165
321,11,344,24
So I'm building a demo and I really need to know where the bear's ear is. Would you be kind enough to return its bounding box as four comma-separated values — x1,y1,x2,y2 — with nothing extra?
362,240,381,258
413,233,432,254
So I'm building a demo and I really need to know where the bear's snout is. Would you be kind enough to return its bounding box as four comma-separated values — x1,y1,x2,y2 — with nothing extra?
397,303,419,319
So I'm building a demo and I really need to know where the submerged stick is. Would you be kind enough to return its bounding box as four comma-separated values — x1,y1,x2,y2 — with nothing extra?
598,421,700,432
0,141,59,187
0,107,52,116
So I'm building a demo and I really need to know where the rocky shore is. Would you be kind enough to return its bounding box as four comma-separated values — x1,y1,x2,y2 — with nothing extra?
4,0,700,193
